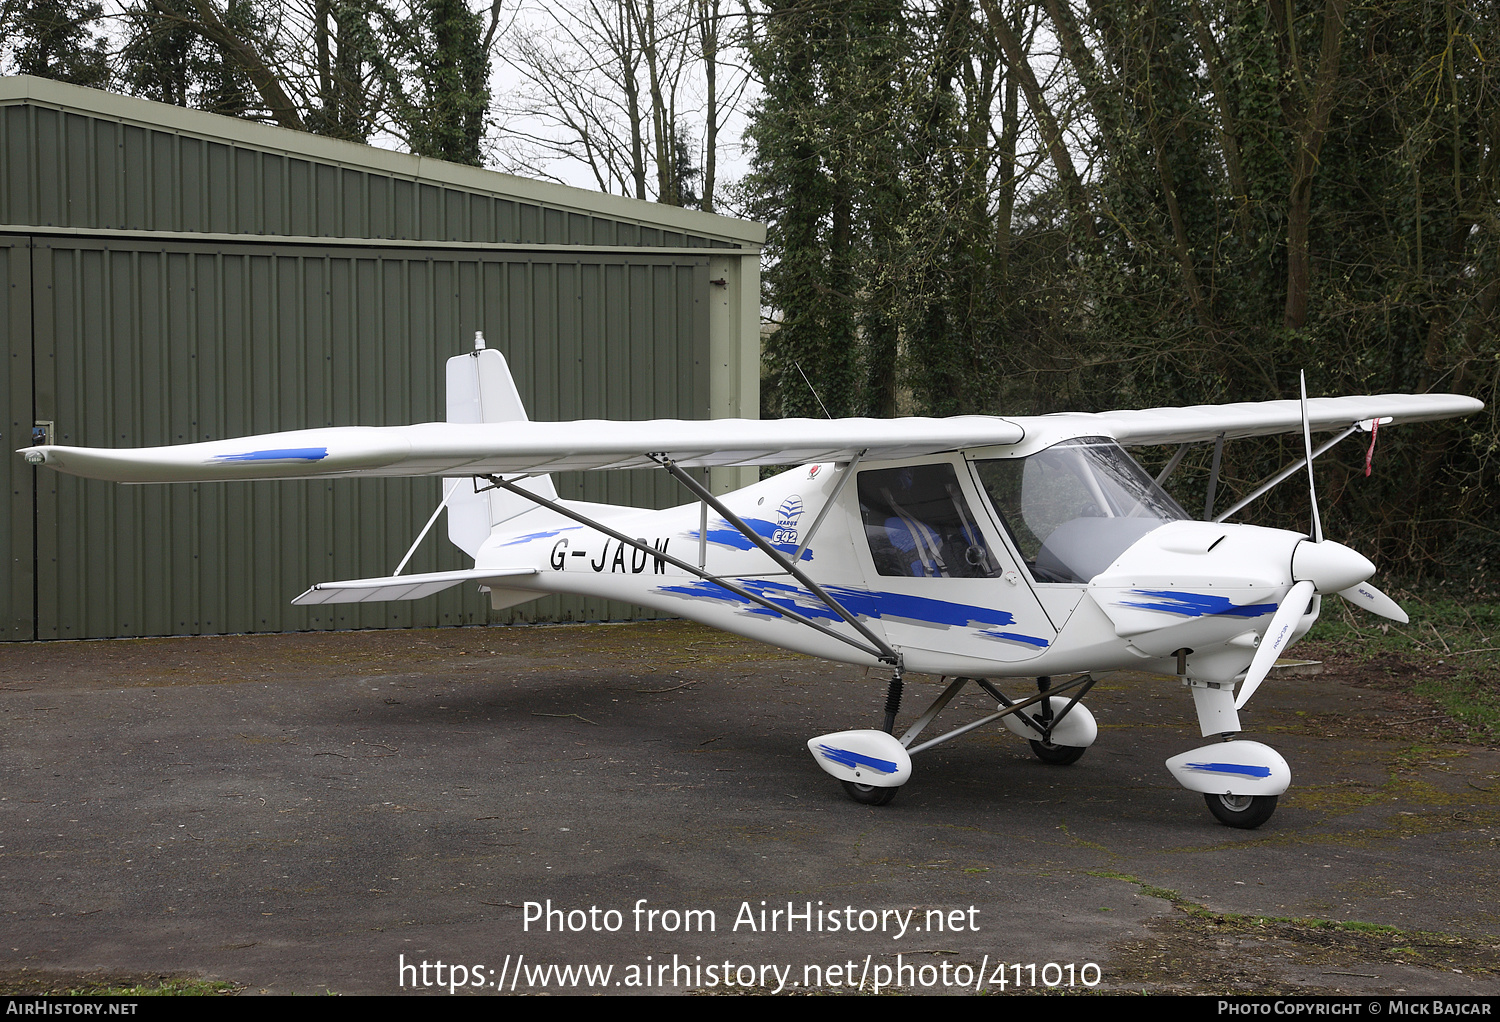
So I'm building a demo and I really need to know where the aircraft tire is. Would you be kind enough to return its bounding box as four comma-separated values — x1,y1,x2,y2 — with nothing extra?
1029,739,1086,765
841,780,899,806
1203,792,1278,829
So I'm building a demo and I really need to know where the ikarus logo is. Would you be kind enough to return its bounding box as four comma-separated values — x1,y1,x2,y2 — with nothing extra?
773,496,804,545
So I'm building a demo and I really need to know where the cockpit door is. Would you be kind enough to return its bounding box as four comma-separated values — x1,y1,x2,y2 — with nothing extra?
849,457,1056,664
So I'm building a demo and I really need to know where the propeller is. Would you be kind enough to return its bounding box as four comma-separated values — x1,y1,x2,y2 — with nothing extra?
1300,372,1323,544
1236,580,1315,709
1335,581,1409,623
1236,372,1407,709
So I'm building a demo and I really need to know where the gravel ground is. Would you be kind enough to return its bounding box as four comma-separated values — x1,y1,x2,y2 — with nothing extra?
1,621,1496,995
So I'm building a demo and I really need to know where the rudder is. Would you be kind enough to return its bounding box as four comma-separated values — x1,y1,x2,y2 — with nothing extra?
445,333,558,558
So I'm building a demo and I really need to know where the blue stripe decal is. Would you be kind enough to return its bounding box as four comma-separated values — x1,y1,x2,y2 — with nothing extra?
977,629,1052,649
214,447,329,462
499,526,580,546
654,578,1048,647
688,517,813,561
1120,590,1278,619
1186,761,1273,778
817,745,898,774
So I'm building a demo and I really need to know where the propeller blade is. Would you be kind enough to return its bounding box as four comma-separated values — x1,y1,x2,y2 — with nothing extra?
1236,579,1316,710
1300,371,1323,543
1336,581,1409,624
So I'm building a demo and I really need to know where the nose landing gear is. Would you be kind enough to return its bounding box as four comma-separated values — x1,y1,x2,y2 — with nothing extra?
1203,792,1280,829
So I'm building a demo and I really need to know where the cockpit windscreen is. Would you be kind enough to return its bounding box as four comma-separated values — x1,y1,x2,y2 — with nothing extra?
973,437,1188,583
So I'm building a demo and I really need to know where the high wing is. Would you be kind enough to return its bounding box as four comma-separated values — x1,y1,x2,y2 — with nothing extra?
19,393,1482,483
1045,393,1482,446
22,417,1027,482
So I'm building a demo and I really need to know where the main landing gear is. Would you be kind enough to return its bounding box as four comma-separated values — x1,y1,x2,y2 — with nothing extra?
807,673,1100,807
1029,739,1087,765
810,672,1290,829
1013,676,1092,766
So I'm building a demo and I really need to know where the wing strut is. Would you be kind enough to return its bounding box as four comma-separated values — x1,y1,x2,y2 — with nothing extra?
1203,433,1225,520
479,473,898,666
1211,424,1360,523
792,451,864,562
651,454,901,668
1153,443,1191,487
392,484,455,576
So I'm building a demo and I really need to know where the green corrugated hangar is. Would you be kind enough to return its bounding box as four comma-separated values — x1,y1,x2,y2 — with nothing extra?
1,75,765,641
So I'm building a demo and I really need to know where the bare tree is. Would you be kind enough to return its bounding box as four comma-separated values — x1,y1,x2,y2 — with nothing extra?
498,0,749,208
501,0,650,195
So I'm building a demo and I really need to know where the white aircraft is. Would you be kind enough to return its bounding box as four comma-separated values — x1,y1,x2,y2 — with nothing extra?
20,335,1482,829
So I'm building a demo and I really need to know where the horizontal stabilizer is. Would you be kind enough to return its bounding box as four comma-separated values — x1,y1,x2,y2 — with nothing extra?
291,567,537,605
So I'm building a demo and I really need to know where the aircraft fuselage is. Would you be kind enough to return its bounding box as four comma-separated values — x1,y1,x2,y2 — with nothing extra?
472,442,1312,685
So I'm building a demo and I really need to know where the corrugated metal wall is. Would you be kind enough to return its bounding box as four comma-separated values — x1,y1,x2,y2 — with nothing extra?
2,236,32,640
8,232,710,639
0,101,732,249
0,79,762,641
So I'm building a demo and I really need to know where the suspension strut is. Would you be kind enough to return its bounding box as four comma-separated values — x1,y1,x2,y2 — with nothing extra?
882,671,905,735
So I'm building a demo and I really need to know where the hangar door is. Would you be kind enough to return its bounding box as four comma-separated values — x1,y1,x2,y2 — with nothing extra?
4,232,711,640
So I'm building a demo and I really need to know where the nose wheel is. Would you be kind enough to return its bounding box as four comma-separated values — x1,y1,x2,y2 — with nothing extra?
1167,740,1289,829
842,780,899,806
1204,792,1278,829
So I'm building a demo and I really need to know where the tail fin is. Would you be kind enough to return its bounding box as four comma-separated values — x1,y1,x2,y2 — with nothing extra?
444,334,558,558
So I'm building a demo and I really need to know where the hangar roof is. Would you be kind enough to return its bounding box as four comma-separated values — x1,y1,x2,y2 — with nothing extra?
0,75,765,250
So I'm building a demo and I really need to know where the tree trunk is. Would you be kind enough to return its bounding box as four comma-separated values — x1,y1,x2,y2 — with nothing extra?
980,0,1097,243
1278,0,1349,331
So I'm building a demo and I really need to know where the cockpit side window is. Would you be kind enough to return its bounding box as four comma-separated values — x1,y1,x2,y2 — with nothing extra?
858,463,999,579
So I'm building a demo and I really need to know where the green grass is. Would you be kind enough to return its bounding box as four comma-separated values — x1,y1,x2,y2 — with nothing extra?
1088,872,1474,948
1079,872,1500,993
0,973,240,996
70,977,240,996
1299,591,1500,743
